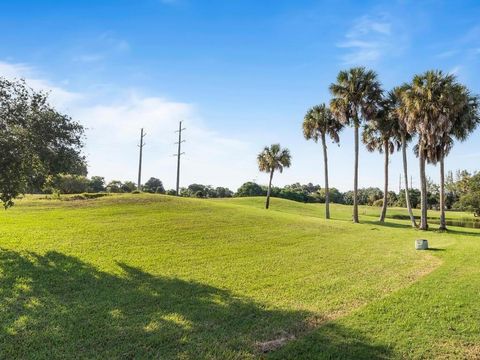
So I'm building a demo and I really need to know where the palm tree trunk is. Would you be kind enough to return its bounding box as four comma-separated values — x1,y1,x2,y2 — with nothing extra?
321,133,330,219
419,146,428,230
353,123,359,223
379,140,388,222
265,169,274,209
439,153,447,230
401,133,417,228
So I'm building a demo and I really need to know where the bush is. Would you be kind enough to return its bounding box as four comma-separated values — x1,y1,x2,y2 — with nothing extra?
44,174,89,194
236,182,265,197
143,178,165,194
88,176,106,193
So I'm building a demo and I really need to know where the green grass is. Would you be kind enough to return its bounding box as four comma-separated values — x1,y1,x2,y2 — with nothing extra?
0,194,479,359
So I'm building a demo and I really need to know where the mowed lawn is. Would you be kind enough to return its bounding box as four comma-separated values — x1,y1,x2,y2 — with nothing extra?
0,195,479,359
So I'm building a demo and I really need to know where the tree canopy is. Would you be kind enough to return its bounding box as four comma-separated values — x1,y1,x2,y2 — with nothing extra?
0,78,85,207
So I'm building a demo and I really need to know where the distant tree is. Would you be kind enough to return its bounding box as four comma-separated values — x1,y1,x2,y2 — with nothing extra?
215,187,233,198
257,144,292,209
330,67,383,223
235,182,265,197
121,181,137,193
166,189,177,196
457,173,480,216
106,180,123,193
302,104,343,218
398,188,421,209
144,177,165,194
88,176,106,193
44,173,89,194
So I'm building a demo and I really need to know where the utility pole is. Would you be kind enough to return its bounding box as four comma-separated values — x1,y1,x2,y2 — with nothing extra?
399,174,402,194
174,121,186,196
137,128,146,190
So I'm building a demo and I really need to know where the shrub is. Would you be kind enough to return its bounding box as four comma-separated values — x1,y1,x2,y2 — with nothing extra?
44,173,89,194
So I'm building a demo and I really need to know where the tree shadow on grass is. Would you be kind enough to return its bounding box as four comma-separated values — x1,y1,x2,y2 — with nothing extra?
0,249,392,359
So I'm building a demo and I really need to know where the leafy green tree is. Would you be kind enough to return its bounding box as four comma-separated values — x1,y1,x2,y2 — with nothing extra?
0,77,85,207
121,181,137,193
236,182,265,197
457,173,480,216
106,180,123,193
44,174,89,194
330,67,382,223
215,187,233,198
397,188,421,209
88,176,106,193
143,177,165,194
257,144,291,209
303,104,343,219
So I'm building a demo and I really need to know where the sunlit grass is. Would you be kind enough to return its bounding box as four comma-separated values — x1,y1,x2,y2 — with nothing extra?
0,194,478,358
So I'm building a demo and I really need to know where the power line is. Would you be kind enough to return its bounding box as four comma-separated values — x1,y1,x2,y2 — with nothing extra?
174,121,186,196
137,128,146,190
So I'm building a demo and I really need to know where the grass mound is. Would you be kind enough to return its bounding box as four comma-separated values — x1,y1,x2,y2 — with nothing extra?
0,194,478,358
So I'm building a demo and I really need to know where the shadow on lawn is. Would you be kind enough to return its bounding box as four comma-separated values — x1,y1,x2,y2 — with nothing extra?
0,249,392,359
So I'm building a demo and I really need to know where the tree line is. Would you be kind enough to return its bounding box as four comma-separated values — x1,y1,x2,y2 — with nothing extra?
257,67,479,231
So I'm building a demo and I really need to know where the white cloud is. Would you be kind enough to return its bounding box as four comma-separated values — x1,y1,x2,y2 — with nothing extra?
0,61,81,106
338,14,404,65
0,60,254,190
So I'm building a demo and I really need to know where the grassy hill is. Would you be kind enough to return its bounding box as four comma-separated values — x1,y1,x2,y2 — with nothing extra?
0,194,479,359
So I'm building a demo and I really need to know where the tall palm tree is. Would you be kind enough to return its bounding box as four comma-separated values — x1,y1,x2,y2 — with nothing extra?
302,104,343,219
330,67,383,223
362,102,400,222
401,70,456,230
434,84,479,230
390,86,417,228
257,144,292,209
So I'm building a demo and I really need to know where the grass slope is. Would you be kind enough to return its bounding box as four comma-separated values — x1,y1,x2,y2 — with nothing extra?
0,194,478,359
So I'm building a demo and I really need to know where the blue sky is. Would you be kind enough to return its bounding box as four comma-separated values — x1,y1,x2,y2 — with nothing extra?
1,0,479,191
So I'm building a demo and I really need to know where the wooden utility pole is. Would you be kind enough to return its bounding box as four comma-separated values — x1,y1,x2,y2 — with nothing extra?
137,128,146,190
174,121,186,196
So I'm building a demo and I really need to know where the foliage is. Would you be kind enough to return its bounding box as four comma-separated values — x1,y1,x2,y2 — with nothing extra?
88,176,106,193
257,144,292,175
397,189,421,209
43,173,89,194
0,77,85,207
236,182,266,197
121,181,137,193
456,172,480,216
106,180,124,193
143,177,165,194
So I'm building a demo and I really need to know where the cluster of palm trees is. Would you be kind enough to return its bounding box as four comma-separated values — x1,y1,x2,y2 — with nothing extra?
259,67,479,231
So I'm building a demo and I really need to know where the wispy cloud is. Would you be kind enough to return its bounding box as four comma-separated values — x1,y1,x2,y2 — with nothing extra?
337,14,405,65
0,61,81,106
72,32,130,64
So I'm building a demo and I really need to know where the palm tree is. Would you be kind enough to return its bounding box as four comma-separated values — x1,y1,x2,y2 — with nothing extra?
330,67,383,223
362,101,400,222
302,104,343,219
257,144,292,209
434,84,479,230
401,70,456,230
390,86,417,228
